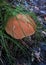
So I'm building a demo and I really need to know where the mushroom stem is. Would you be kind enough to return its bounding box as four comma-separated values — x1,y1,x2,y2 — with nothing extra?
19,39,29,48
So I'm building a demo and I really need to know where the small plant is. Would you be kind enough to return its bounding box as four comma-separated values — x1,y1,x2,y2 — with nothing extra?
0,0,46,65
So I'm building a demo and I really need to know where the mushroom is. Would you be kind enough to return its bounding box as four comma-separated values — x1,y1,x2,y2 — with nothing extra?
5,14,36,46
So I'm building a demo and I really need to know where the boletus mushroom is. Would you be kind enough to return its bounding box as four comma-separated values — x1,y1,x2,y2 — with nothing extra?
5,14,36,47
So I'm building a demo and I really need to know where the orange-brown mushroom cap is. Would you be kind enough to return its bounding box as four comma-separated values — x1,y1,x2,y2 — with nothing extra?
5,14,36,39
